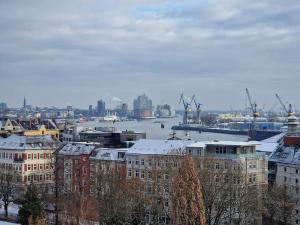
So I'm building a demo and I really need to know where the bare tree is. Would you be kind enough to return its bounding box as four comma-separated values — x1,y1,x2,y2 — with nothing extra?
96,161,148,225
263,184,296,225
198,158,263,225
0,169,18,219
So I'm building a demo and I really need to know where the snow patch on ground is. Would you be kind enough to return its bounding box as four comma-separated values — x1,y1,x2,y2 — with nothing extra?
0,221,20,225
0,202,19,216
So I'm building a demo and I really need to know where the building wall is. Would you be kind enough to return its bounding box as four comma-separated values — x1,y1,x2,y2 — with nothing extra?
0,148,55,196
276,163,300,225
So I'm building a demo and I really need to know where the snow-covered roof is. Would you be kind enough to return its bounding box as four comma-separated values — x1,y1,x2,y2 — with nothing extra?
249,133,284,153
58,142,100,156
269,147,300,166
127,139,194,155
90,148,127,161
0,134,58,150
261,133,285,143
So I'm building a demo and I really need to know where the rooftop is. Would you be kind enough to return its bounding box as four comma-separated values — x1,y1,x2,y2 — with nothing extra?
0,134,58,150
127,139,194,155
58,142,101,156
90,148,127,161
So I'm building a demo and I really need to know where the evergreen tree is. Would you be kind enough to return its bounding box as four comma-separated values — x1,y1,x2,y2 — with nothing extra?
18,183,44,225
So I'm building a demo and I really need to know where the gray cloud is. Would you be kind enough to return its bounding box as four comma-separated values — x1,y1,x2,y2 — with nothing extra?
0,0,299,110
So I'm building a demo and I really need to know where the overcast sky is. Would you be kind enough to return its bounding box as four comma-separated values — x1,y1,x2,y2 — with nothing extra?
0,0,299,110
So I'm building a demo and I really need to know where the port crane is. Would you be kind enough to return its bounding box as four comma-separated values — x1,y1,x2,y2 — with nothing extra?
246,88,259,140
193,98,202,124
179,93,194,125
275,93,294,117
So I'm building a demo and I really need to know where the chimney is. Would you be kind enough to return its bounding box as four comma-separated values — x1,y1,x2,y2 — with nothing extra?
287,115,299,136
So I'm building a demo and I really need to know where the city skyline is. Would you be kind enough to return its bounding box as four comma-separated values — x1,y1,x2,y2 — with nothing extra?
0,0,300,110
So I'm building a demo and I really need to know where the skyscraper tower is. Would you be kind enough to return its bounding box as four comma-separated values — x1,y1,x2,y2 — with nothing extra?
23,97,26,109
97,99,106,117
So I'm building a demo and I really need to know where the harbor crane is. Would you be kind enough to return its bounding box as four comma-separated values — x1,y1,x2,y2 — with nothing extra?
246,88,259,140
275,93,294,117
193,98,202,124
179,93,194,125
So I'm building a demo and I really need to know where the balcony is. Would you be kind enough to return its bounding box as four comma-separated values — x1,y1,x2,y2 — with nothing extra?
204,152,266,160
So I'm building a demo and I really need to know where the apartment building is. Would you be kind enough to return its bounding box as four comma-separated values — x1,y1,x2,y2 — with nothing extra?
0,134,59,196
125,139,194,224
269,115,300,225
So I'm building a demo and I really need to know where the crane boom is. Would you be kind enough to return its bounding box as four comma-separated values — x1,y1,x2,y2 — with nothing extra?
246,88,258,117
275,93,294,116
245,88,259,141
275,93,288,113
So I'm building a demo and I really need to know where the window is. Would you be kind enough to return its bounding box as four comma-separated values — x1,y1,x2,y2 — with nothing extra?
148,171,152,179
165,199,169,207
148,159,152,166
135,170,140,178
197,149,201,156
249,174,257,184
141,159,145,166
28,164,31,171
34,164,37,171
83,167,87,175
249,162,257,169
141,170,145,179
147,184,152,193
215,163,220,170
28,154,32,160
40,154,44,159
284,167,287,172
127,169,132,177
117,152,125,159
39,164,43,170
135,160,139,165
296,169,299,174
157,172,161,180
128,159,132,165
173,161,178,168
34,154,37,159
164,173,169,180
296,179,299,184
284,176,287,182
157,160,162,167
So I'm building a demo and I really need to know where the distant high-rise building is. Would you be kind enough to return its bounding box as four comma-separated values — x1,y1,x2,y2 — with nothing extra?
0,102,7,112
133,94,154,119
121,103,128,117
88,105,93,117
97,99,106,117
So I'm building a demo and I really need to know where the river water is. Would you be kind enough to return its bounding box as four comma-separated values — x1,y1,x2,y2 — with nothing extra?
78,117,248,142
